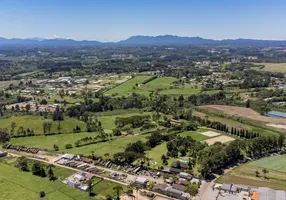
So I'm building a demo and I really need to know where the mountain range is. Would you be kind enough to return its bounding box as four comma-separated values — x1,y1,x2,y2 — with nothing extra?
1,35,286,47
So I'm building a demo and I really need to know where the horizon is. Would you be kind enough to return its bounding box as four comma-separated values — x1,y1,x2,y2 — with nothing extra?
0,0,286,41
2,34,286,42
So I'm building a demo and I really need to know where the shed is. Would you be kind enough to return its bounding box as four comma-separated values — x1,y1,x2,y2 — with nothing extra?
221,183,232,192
135,176,148,185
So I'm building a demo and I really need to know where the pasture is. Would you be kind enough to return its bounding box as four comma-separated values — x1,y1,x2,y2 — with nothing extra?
216,155,286,190
0,115,86,135
0,80,18,90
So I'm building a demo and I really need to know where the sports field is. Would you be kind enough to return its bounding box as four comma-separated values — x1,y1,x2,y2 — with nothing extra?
0,115,86,135
0,157,125,200
216,155,286,190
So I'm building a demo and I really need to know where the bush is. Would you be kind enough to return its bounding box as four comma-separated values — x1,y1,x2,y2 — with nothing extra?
65,143,73,149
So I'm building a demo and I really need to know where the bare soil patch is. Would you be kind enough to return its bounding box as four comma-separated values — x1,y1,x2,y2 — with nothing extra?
200,105,286,124
204,135,235,145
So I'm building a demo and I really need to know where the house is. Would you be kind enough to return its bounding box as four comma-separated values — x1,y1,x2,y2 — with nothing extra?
135,176,148,185
166,188,190,200
120,131,128,136
172,183,187,192
152,183,169,194
179,172,189,179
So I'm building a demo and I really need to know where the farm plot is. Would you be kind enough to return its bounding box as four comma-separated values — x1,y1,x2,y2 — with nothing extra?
216,155,286,190
204,135,235,145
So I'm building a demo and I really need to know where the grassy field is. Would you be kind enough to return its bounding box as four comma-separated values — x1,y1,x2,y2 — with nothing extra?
0,115,86,135
216,155,286,190
106,75,201,97
252,62,286,73
105,75,151,96
0,157,126,200
65,134,149,157
98,111,152,131
179,128,211,141
0,80,18,90
10,132,99,150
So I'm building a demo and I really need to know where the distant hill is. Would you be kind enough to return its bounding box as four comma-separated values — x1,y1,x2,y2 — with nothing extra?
0,35,286,47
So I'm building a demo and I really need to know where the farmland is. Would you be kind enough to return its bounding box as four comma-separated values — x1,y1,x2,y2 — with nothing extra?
216,154,286,190
0,115,86,135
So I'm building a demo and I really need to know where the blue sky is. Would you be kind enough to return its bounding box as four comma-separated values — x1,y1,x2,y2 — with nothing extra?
0,0,285,41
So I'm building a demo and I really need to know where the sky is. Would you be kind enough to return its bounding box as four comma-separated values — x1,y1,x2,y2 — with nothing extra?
0,0,286,42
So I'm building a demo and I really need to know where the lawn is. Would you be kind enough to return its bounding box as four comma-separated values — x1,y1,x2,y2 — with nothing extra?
105,75,151,96
0,158,126,200
10,132,99,150
65,134,150,157
0,115,86,135
216,155,286,190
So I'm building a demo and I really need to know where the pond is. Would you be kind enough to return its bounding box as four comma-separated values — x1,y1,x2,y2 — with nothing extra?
265,111,286,118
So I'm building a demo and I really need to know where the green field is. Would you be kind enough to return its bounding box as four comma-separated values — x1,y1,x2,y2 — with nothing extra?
0,157,126,200
105,75,151,96
0,115,86,135
179,130,210,141
0,80,19,90
252,62,286,73
217,155,286,190
65,134,149,157
105,75,201,97
10,132,99,150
